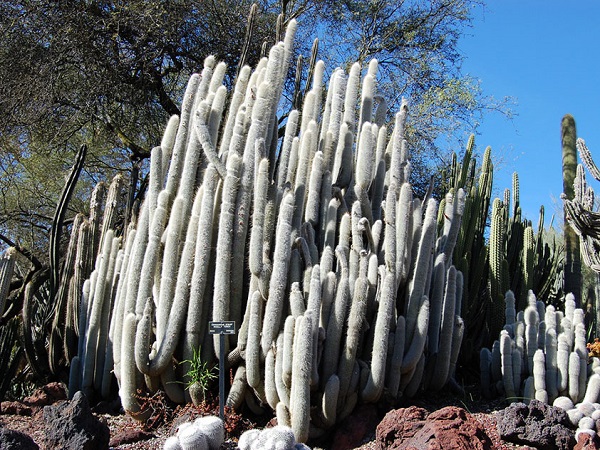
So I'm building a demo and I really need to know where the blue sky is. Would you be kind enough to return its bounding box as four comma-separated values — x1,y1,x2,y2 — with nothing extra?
460,1,600,227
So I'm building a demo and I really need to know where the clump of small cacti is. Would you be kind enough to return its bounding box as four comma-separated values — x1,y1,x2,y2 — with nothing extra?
163,416,224,450
238,425,310,450
481,290,600,409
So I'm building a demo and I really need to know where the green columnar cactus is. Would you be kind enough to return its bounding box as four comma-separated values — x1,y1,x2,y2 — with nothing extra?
562,114,582,302
0,248,16,318
488,199,508,342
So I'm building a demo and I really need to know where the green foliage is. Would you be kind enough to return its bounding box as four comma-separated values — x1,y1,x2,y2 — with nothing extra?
182,347,217,391
0,0,513,261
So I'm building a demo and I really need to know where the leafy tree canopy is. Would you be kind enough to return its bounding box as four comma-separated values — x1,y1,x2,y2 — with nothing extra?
0,0,511,263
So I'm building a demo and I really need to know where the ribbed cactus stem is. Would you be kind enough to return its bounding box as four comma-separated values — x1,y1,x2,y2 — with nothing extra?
160,115,179,170
500,330,516,399
533,349,546,396
355,122,375,192
362,266,395,402
321,374,340,429
304,151,325,227
246,291,263,389
489,198,507,339
491,340,502,384
155,196,185,335
165,74,201,197
395,182,413,286
480,347,492,398
195,100,227,180
338,275,368,407
261,192,295,355
282,315,296,389
401,297,430,376
505,291,517,327
569,351,581,403
184,165,219,365
524,305,539,373
405,198,437,339
146,190,202,376
0,247,16,316
213,153,243,357
358,73,375,138
546,329,558,401
332,123,354,188
219,65,251,158
557,334,569,393
265,346,280,410
276,109,299,190
290,313,313,443
110,227,135,380
386,316,406,398
275,333,290,408
136,190,169,322
584,373,600,404
511,347,522,398
226,366,247,410
95,235,121,391
441,188,465,264
81,229,115,394
343,62,360,130
134,298,154,375
120,313,148,420
249,158,269,277
575,323,588,402
430,265,457,390
321,247,350,385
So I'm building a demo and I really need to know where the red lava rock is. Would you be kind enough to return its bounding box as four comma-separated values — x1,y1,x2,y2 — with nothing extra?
1,401,33,416
109,429,155,447
23,382,67,407
575,432,600,450
375,405,495,450
331,404,380,450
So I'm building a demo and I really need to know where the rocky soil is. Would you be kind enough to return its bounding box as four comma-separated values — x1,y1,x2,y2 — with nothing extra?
0,381,584,449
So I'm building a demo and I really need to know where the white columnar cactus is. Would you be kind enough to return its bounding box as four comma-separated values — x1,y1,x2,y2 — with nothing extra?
63,19,474,433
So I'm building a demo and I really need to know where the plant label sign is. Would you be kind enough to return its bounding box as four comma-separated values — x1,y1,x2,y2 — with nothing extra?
209,321,236,335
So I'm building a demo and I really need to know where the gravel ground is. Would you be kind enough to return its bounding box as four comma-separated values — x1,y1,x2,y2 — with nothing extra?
0,385,529,450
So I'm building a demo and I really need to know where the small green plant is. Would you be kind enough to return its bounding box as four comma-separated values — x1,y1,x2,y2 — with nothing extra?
181,347,217,406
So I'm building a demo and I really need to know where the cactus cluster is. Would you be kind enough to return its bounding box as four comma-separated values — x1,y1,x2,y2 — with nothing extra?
163,416,225,450
563,138,600,273
481,290,600,410
0,247,19,399
63,174,128,398
446,141,562,354
563,137,600,337
63,19,469,440
238,425,310,450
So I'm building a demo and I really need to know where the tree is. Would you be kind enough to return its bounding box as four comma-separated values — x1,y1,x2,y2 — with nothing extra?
0,0,510,264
